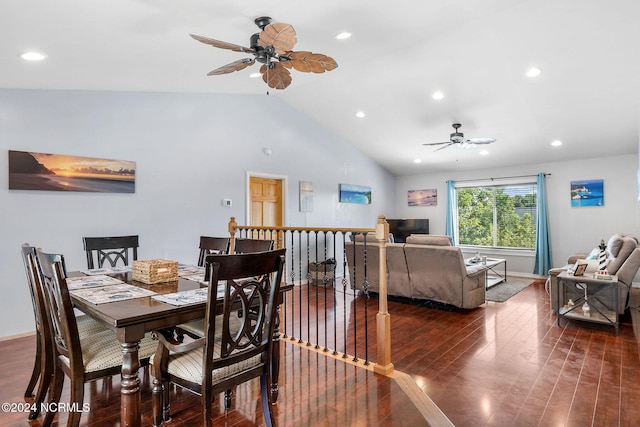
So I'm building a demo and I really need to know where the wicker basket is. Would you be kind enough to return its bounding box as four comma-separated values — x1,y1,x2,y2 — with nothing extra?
132,259,178,284
308,258,336,287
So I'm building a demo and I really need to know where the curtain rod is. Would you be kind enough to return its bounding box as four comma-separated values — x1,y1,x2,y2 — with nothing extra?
450,173,551,184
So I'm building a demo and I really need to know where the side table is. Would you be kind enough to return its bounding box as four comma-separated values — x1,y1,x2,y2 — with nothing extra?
556,270,619,335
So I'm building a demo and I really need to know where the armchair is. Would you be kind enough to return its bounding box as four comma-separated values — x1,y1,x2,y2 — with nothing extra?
547,233,640,314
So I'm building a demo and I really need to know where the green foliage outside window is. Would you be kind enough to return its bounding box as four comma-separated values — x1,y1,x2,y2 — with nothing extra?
457,185,537,249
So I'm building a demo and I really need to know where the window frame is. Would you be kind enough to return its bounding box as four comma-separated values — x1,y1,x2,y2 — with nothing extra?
454,178,538,251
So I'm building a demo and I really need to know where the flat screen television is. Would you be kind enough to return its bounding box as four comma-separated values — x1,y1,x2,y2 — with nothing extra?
387,219,429,243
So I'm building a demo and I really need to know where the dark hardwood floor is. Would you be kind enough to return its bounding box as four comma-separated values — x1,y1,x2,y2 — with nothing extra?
2,280,640,426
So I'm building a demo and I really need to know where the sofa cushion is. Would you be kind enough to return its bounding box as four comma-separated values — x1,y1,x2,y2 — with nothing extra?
352,233,394,243
405,234,452,246
352,233,374,242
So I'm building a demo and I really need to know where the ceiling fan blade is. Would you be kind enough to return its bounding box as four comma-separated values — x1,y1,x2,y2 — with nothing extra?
190,34,254,54
260,63,292,90
282,51,338,73
422,141,451,146
434,143,454,152
206,58,256,76
258,23,297,55
467,137,495,144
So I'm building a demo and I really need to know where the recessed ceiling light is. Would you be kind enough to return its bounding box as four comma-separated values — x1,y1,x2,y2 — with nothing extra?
336,32,352,40
414,158,422,163
249,72,261,78
19,51,47,61
432,91,444,100
551,140,563,147
479,150,489,156
525,67,542,78
356,111,366,118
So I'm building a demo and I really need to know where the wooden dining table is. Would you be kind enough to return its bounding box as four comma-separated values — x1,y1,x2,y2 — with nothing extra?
70,271,290,427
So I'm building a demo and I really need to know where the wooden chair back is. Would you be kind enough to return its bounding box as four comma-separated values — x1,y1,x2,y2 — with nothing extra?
83,235,139,269
35,250,80,374
197,236,230,267
233,238,274,254
20,244,55,419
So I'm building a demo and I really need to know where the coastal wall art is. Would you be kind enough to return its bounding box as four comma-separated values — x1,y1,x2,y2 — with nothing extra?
408,188,437,206
570,179,603,207
8,150,136,193
339,183,371,204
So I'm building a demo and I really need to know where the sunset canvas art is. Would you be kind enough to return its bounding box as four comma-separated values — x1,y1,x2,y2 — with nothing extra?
408,189,437,206
8,150,136,193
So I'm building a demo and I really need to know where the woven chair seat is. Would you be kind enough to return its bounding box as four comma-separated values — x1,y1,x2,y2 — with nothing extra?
76,314,111,336
177,311,243,339
158,341,262,385
60,329,157,373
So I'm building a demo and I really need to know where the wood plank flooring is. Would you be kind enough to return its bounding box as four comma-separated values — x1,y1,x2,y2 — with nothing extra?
2,280,640,426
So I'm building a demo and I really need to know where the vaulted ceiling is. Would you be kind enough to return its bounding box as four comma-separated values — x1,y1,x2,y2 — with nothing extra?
2,0,639,175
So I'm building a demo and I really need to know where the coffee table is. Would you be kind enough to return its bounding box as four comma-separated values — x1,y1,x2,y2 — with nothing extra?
466,257,507,289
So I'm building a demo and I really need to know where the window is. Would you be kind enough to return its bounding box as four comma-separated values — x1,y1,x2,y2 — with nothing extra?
456,182,537,249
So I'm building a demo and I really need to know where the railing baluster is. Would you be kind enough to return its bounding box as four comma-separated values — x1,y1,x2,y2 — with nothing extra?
305,231,312,347
226,217,390,373
332,231,340,356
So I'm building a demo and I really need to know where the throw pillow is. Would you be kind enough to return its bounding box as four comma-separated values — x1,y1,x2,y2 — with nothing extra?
585,247,600,260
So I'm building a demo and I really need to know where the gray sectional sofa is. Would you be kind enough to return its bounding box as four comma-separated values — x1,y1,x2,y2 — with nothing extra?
345,234,486,309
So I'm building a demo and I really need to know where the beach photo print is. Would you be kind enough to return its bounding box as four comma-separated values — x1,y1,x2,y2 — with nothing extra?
8,150,136,193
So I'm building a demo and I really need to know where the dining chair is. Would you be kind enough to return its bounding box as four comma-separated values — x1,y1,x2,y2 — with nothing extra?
151,248,286,427
82,235,139,269
20,244,52,420
197,236,230,266
35,248,157,427
21,244,116,421
180,237,276,340
233,238,274,254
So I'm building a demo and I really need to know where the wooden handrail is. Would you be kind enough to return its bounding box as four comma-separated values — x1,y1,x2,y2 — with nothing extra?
228,217,376,234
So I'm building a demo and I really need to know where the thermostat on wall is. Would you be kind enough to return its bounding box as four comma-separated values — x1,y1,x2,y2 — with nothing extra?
222,199,232,207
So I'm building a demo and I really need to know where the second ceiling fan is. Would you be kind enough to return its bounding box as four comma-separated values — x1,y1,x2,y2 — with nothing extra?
424,123,496,151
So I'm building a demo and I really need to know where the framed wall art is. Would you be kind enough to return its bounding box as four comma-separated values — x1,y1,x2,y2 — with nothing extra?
339,183,371,204
299,180,313,212
570,179,603,207
408,189,437,206
8,150,136,193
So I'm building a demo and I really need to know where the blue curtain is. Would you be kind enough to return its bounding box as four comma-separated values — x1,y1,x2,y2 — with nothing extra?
534,173,552,275
445,180,456,244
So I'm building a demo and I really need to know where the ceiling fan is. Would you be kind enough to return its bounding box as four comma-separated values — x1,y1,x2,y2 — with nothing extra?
190,17,338,90
423,123,496,151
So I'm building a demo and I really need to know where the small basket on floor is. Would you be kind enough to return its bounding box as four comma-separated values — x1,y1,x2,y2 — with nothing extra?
308,258,336,287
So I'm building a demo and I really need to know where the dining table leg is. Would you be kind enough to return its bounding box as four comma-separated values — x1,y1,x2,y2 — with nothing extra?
118,329,143,427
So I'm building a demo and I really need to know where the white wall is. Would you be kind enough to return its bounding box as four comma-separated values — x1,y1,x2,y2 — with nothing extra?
396,155,640,276
0,88,396,338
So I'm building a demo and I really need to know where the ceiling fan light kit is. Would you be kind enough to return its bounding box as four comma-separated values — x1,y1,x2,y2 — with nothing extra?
191,16,337,90
423,123,496,152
